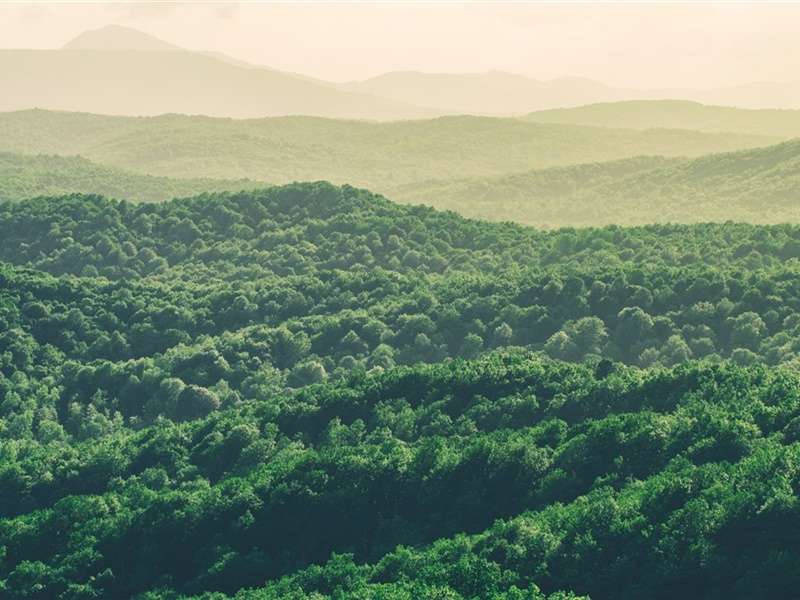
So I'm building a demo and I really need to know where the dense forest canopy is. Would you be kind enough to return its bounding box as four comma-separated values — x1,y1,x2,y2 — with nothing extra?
3,351,800,598
3,183,800,598
4,183,800,424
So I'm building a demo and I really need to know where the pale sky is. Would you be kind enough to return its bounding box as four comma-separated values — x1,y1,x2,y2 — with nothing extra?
2,2,800,88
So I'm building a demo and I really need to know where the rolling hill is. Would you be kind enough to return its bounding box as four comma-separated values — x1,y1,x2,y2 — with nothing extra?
4,184,800,598
390,139,800,226
0,109,779,193
526,100,800,138
0,152,266,202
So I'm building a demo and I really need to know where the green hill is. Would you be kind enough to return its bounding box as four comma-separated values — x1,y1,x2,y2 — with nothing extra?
0,109,779,194
4,351,799,599
0,152,267,202
2,183,800,372
390,140,800,227
4,185,800,597
526,100,800,138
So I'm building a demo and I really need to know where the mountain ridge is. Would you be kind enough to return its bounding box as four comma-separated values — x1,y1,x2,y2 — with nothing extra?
62,24,182,52
0,47,442,120
390,138,800,226
0,109,778,192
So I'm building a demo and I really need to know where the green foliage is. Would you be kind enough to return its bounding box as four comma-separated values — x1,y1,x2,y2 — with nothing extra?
3,354,800,598
1,183,800,434
2,183,800,598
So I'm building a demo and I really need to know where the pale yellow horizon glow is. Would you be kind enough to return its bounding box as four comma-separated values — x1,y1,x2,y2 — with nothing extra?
2,2,800,89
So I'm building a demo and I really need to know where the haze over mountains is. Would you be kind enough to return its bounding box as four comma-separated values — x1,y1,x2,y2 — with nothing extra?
2,24,800,228
63,23,181,52
0,25,438,120
353,74,800,115
392,140,800,227
526,100,800,138
3,106,799,227
0,152,264,203
0,109,778,192
4,24,800,120
341,71,630,115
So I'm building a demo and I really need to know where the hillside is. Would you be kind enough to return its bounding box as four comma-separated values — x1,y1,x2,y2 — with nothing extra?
4,352,799,599
526,100,800,137
388,155,680,225
4,185,800,597
0,110,779,193
0,152,266,202
2,184,800,371
391,140,800,227
0,49,437,120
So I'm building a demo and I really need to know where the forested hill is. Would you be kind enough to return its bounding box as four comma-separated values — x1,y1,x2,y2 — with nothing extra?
3,351,800,598
4,181,800,280
4,183,800,385
0,152,266,202
4,183,800,597
390,139,800,226
0,109,779,191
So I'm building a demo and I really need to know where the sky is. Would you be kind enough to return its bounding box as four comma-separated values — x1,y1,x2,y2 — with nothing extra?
2,2,800,88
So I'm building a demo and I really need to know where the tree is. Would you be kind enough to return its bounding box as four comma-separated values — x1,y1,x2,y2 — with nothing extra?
175,385,220,421
728,312,767,351
288,360,327,386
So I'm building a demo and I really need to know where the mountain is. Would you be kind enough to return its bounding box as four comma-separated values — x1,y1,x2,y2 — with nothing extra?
343,71,634,115
62,24,182,52
0,27,439,120
63,24,263,69
8,26,800,119
525,100,800,138
391,139,800,227
0,109,778,193
0,152,266,202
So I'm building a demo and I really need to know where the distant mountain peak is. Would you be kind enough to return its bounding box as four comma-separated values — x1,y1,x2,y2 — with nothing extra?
62,24,182,52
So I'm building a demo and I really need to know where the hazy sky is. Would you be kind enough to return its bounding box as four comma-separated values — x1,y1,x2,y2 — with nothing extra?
3,2,800,88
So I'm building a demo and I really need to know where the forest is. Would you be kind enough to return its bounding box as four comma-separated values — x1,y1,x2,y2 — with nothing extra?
3,9,800,598
2,183,800,598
